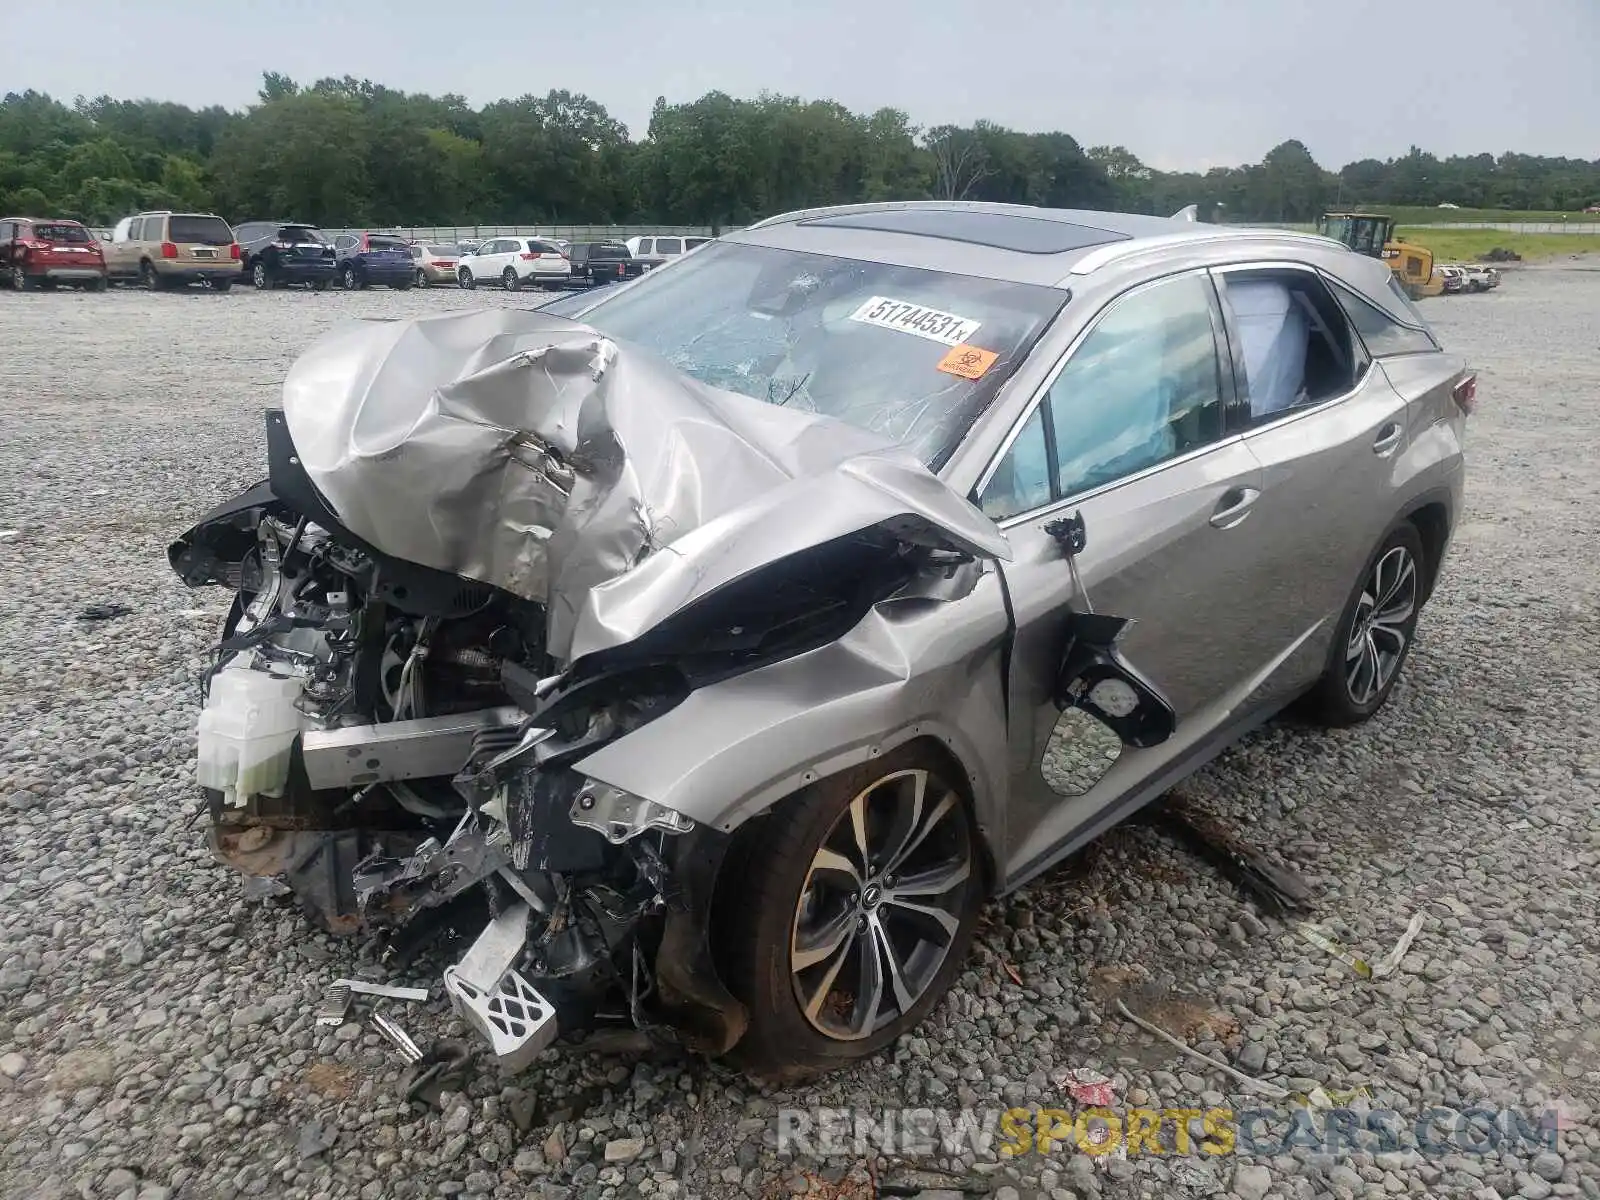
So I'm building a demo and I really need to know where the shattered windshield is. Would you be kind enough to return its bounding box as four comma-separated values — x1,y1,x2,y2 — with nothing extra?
548,241,1068,467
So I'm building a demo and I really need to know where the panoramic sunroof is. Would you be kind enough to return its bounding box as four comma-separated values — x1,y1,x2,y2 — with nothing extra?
802,208,1131,254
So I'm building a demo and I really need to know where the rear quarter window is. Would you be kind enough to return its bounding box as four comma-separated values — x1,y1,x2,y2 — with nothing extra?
1329,279,1439,357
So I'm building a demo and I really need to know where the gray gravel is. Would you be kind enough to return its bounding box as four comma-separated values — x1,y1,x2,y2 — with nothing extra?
2,265,1599,1200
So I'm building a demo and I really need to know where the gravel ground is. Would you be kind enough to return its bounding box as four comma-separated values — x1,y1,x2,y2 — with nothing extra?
2,265,1598,1200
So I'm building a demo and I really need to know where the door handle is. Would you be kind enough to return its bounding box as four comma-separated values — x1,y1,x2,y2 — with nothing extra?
1209,486,1260,530
1372,423,1404,456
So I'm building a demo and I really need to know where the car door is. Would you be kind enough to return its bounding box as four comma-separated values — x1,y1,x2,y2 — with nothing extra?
975,269,1267,887
105,217,136,276
1209,263,1406,706
0,220,15,274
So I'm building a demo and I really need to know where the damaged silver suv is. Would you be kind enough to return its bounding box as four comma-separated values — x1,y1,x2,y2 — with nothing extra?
168,202,1473,1078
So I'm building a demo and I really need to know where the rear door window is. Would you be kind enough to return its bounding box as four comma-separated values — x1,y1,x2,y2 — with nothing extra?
169,215,232,244
655,237,682,255
635,238,653,255
1215,267,1369,425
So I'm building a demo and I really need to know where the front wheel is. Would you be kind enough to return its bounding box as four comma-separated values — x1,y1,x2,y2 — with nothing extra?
341,264,363,291
1305,521,1426,727
502,267,520,292
458,268,475,290
717,746,983,1079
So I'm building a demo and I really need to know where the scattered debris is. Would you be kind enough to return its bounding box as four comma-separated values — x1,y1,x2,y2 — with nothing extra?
1114,999,1290,1099
1054,1066,1117,1106
0,529,19,542
76,602,134,622
1369,912,1426,979
297,1119,337,1159
402,1039,473,1109
315,983,352,1027
1001,960,1024,986
1298,924,1373,978
333,978,429,1002
372,1012,425,1063
1155,799,1314,915
241,876,291,901
876,1166,991,1195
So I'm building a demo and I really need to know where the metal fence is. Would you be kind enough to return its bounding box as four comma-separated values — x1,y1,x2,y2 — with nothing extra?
1251,220,1600,235
85,222,724,242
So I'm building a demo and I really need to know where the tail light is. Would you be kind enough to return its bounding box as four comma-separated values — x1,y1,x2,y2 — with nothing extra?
229,243,241,260
519,252,537,261
161,242,178,259
1451,374,1477,415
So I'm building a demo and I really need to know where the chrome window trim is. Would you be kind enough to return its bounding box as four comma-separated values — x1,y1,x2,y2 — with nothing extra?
971,265,1224,516
992,432,1249,532
1063,229,1349,279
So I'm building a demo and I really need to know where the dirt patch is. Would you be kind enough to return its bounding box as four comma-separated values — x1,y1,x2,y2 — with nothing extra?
300,1062,359,1101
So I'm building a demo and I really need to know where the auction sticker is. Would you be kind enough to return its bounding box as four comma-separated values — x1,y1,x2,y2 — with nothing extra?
848,296,982,346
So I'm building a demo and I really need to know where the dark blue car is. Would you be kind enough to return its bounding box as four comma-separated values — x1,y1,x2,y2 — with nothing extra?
332,231,415,290
234,222,338,290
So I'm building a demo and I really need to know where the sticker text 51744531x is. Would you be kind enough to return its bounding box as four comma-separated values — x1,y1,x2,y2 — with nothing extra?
848,296,983,347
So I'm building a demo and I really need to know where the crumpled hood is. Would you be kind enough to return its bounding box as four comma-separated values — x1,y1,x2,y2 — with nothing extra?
282,308,1010,663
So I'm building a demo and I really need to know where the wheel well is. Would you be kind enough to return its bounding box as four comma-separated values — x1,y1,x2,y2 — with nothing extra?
1405,501,1450,601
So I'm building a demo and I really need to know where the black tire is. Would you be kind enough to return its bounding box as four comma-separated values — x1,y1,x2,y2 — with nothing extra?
341,264,363,291
252,260,272,290
458,268,475,290
140,261,163,291
212,278,232,293
12,269,34,291
716,744,984,1080
415,268,427,288
1304,521,1426,727
312,278,332,292
502,267,520,292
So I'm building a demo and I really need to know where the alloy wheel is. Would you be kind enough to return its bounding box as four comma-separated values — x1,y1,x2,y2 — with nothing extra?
789,768,971,1042
502,268,519,292
253,262,269,290
1345,544,1418,706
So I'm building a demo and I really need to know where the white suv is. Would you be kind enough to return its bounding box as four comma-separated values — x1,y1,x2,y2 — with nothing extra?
625,234,710,264
457,237,572,291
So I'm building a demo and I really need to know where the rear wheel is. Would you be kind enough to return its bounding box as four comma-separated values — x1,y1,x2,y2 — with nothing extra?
140,261,163,291
502,267,520,292
1305,522,1426,727
718,745,983,1079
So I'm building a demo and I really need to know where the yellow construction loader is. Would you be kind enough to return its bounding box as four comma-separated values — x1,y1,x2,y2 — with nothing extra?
1316,212,1444,299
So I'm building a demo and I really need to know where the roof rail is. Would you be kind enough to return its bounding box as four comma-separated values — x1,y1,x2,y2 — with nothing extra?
1065,227,1347,276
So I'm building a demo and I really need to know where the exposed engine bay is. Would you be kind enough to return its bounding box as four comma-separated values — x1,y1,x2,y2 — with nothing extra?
166,308,1017,1070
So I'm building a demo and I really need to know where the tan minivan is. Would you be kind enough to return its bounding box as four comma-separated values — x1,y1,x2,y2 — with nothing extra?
104,211,240,291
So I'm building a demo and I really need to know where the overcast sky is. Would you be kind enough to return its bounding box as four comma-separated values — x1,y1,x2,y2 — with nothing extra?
15,0,1598,170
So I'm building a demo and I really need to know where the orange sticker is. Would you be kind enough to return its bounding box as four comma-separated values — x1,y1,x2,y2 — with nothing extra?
937,343,999,380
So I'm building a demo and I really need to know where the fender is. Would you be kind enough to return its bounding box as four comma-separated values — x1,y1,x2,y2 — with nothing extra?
570,570,1014,864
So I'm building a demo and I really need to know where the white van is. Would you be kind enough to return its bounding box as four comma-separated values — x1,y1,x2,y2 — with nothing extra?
624,234,711,263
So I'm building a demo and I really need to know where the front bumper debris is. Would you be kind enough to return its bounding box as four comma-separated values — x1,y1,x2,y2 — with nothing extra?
443,902,559,1071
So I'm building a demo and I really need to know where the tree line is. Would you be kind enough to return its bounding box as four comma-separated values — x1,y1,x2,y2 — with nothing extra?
2,75,1597,230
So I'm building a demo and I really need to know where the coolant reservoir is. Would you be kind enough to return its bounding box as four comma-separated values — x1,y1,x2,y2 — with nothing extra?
196,664,305,807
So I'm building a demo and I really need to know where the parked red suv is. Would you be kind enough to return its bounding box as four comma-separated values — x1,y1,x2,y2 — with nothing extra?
1,217,108,291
